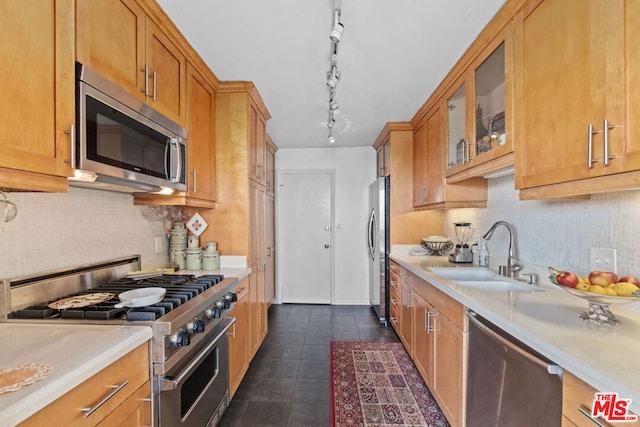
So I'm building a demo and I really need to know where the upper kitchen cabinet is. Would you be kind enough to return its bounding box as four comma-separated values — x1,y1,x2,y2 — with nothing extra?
76,0,186,126
374,123,444,242
265,133,277,195
249,105,268,186
445,23,516,183
135,62,218,208
514,0,640,199
413,106,487,210
0,0,74,192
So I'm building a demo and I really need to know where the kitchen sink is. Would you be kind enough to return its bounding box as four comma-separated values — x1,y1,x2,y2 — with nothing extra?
428,267,542,292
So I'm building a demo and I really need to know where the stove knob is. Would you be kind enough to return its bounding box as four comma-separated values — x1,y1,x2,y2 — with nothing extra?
204,306,216,320
169,329,190,348
188,317,205,334
228,292,238,302
223,295,232,309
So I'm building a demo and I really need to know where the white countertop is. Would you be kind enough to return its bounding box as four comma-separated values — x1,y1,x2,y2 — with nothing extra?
0,323,152,426
391,252,640,413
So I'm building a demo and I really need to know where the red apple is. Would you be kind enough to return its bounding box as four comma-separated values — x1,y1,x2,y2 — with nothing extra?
556,271,579,288
588,271,618,287
618,275,640,286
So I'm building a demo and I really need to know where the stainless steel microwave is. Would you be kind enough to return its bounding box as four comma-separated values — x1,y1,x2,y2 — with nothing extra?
71,63,187,194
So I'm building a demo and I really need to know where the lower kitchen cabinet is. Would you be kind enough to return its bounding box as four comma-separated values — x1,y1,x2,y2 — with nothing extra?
96,382,151,427
389,263,400,331
228,278,249,398
398,267,413,351
396,267,467,427
19,343,150,427
562,371,640,427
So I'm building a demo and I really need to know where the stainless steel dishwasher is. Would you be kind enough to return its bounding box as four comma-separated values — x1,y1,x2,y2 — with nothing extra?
466,310,563,427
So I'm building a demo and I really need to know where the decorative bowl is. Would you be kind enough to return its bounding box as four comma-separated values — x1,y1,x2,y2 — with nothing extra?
548,266,640,326
421,238,454,256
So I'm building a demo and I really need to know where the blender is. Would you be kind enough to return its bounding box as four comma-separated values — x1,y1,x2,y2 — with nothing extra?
448,222,476,263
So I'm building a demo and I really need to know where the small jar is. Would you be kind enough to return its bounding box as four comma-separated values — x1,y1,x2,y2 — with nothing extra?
205,241,218,251
186,248,203,270
169,246,186,270
202,249,220,271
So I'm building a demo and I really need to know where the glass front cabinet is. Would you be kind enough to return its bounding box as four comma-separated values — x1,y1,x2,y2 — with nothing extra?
444,24,514,182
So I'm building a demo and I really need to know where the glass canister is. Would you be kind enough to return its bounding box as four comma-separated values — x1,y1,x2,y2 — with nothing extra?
169,246,186,270
169,228,188,246
186,247,203,270
202,249,220,270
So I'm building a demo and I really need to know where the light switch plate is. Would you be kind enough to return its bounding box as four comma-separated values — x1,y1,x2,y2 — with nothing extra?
590,247,617,273
154,236,164,254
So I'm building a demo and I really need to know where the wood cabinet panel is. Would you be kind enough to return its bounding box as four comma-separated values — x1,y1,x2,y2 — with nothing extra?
20,343,150,427
413,107,487,210
185,63,216,201
432,311,465,427
412,291,434,385
228,279,249,398
76,0,146,101
398,269,413,353
145,18,186,125
0,0,73,191
96,381,151,427
563,371,640,427
76,0,186,126
515,0,640,198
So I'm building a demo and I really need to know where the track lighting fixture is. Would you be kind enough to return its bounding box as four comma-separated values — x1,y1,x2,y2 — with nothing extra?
330,9,344,43
325,5,344,144
326,66,340,89
328,130,336,144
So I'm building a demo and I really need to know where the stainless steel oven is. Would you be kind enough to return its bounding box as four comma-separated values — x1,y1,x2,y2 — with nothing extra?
159,317,233,427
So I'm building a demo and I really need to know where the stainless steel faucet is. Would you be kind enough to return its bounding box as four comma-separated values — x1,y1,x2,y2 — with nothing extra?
482,221,522,278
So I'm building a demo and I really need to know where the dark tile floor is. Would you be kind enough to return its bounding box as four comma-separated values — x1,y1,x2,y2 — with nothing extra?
219,303,400,426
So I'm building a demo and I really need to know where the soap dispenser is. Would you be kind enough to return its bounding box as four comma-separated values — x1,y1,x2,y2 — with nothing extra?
478,239,490,267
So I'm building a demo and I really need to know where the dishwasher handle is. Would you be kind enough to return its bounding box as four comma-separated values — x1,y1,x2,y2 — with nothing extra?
467,311,563,378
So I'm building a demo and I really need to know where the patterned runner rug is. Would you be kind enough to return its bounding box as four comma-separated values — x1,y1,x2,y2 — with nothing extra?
330,341,450,427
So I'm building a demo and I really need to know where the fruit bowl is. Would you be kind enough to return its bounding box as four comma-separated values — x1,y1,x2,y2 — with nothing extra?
421,237,454,256
548,266,640,326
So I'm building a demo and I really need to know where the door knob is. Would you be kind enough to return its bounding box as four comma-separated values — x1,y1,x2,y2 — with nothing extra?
325,244,330,248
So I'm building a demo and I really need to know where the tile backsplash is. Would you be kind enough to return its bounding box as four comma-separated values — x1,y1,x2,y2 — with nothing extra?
0,187,169,278
445,174,640,278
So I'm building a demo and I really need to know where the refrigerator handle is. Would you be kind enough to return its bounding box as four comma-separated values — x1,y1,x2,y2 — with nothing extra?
368,208,376,261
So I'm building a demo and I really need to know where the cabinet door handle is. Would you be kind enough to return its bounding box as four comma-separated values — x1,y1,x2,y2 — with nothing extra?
423,308,428,331
426,311,436,334
192,169,197,192
64,124,75,168
228,317,237,338
141,65,149,95
81,380,129,417
603,119,616,166
577,406,608,427
588,123,595,168
152,71,157,101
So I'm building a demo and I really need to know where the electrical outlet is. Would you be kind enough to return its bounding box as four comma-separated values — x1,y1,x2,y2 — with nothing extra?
590,247,617,273
154,236,164,254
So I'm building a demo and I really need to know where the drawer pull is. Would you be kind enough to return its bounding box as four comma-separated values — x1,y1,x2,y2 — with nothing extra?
578,406,608,427
82,380,129,417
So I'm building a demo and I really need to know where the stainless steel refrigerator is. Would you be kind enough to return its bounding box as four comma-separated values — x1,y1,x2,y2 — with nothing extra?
368,176,390,327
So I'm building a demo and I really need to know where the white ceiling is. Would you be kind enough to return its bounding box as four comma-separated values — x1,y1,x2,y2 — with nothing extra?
156,0,506,149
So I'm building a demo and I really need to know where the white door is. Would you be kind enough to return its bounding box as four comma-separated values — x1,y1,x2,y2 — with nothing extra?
278,171,333,303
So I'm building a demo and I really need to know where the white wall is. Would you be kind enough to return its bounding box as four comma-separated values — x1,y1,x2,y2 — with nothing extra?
276,147,376,305
0,187,169,278
445,174,640,280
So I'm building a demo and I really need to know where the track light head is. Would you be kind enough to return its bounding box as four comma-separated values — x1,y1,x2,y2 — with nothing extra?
330,100,339,111
330,23,344,43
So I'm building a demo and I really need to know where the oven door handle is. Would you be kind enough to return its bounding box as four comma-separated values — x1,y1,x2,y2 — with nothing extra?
161,317,235,391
